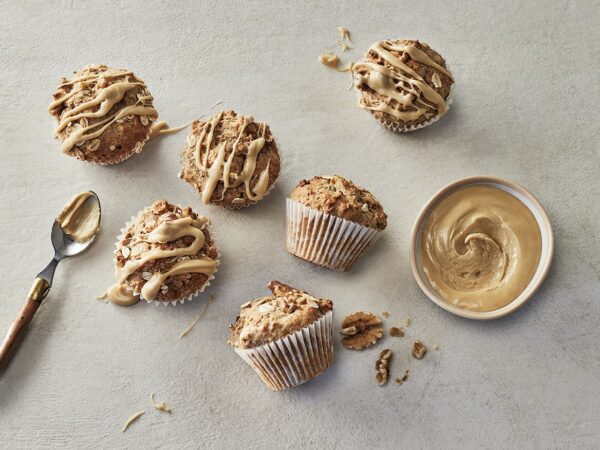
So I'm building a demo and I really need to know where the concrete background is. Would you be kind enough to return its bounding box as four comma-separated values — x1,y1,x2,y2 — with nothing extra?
1,1,599,448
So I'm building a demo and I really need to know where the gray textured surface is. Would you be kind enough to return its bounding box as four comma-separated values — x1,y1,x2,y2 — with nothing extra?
1,1,599,449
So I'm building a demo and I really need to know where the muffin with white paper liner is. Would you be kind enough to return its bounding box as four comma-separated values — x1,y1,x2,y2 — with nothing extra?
113,199,219,306
353,39,454,133
228,281,334,391
286,175,387,271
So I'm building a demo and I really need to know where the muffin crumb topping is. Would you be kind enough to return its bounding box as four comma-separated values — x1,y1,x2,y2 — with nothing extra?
228,281,333,349
291,175,387,230
180,110,280,209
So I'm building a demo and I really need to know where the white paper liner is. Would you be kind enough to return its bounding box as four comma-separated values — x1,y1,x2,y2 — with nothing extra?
234,310,333,390
113,206,220,306
285,199,383,271
356,64,455,134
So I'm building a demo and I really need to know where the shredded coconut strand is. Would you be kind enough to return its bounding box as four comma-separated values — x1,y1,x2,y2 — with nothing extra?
121,411,144,432
151,393,172,413
179,296,214,339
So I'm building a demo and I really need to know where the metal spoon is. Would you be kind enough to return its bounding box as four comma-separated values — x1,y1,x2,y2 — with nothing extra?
0,192,101,369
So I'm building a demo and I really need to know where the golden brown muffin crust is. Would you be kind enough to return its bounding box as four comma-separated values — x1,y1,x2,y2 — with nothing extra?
49,65,155,164
290,175,387,230
228,281,333,349
116,200,218,302
180,110,281,209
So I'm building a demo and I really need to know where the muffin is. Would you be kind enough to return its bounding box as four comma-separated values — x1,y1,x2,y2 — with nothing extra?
179,110,281,209
286,175,387,271
228,281,334,390
108,200,219,305
352,39,454,132
48,65,157,164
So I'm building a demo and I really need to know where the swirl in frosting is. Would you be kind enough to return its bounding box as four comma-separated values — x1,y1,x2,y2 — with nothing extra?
421,185,542,312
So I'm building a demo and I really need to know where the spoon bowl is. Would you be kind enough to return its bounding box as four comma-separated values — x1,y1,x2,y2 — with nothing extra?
52,191,101,258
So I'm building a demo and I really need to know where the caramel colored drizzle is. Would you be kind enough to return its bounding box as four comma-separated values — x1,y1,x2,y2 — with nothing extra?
353,41,452,121
149,121,191,139
50,70,157,154
56,191,100,243
193,113,272,204
100,216,217,305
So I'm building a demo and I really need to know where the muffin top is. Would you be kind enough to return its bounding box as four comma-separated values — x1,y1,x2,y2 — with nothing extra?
114,200,219,302
180,110,281,209
353,39,453,129
228,281,333,349
290,175,387,230
49,65,157,164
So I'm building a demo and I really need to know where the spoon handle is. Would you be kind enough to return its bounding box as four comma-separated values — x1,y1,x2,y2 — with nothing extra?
0,277,49,369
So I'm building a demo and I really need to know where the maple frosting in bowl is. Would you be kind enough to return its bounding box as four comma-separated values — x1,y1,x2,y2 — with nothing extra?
410,176,553,320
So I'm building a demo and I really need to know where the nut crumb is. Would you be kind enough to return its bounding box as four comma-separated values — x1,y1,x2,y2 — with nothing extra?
389,327,404,337
375,349,392,386
432,72,442,88
412,340,427,360
403,318,410,327
394,370,410,385
382,312,390,318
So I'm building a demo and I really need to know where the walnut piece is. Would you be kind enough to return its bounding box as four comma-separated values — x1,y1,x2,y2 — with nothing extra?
394,370,410,385
340,312,383,350
412,340,427,359
375,349,392,385
390,327,404,337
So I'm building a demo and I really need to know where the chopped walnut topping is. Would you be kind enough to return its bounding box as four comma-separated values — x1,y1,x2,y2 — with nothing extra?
382,311,390,318
432,72,442,88
340,312,383,350
390,327,404,337
375,349,392,385
412,340,427,360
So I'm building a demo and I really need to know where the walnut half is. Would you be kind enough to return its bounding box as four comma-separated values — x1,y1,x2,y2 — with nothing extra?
340,312,383,350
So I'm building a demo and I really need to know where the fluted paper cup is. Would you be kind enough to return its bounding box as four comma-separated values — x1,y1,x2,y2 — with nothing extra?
234,310,333,390
286,199,383,271
114,210,219,306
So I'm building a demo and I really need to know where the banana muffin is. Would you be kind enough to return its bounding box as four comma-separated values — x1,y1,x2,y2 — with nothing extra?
179,110,281,209
229,281,334,390
353,39,454,132
286,175,387,271
49,65,157,164
105,200,219,305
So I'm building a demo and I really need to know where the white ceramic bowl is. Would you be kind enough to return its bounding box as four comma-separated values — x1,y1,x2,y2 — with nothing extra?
410,176,554,320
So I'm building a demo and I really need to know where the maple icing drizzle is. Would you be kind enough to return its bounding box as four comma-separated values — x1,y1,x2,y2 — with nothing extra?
352,41,453,121
192,112,272,204
99,217,217,306
49,68,158,154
